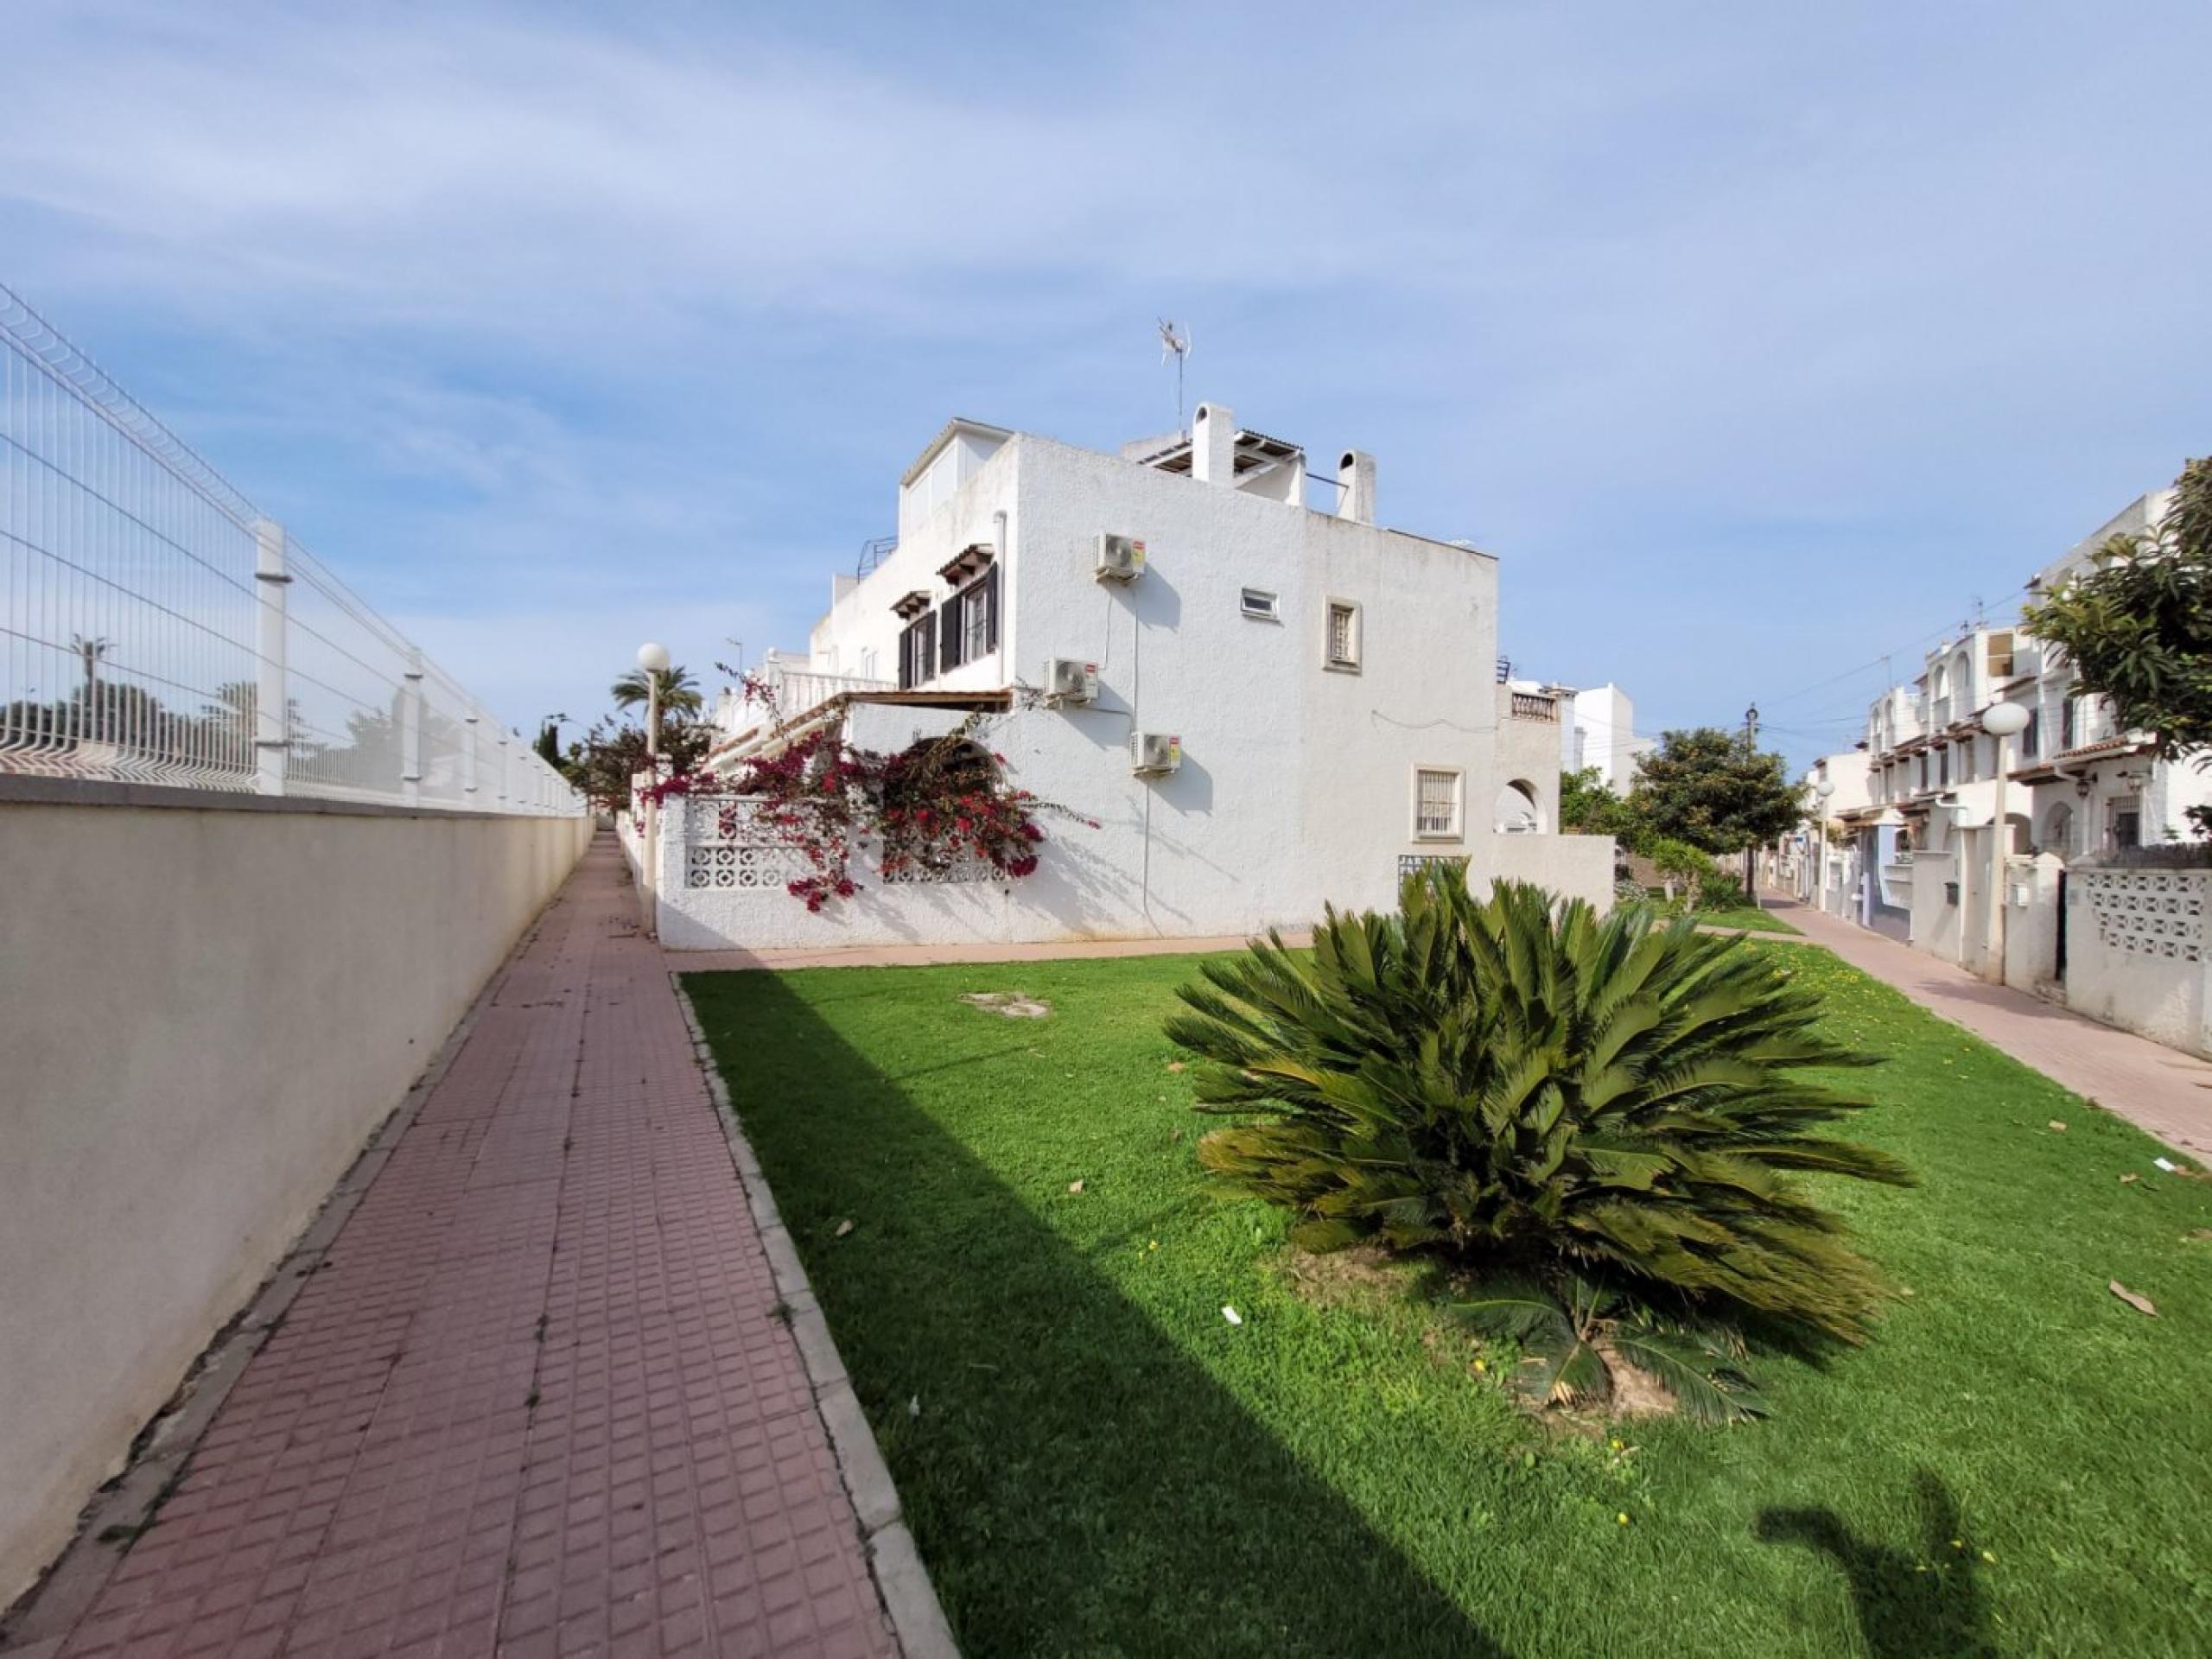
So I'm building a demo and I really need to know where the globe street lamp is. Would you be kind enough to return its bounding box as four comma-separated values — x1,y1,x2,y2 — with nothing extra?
1980,699,2031,983
637,642,671,938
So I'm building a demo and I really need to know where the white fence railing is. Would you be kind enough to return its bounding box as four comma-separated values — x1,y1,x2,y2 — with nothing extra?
1,284,582,814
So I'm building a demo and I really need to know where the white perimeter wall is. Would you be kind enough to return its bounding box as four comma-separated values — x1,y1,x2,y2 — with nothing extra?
0,796,591,1605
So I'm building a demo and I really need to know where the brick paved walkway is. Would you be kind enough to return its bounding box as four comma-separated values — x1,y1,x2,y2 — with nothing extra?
36,836,899,1659
1764,895,2212,1156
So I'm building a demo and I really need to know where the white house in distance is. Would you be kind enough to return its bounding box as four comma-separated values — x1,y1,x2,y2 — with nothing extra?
1792,482,2212,1057
1560,683,1654,794
649,399,1613,951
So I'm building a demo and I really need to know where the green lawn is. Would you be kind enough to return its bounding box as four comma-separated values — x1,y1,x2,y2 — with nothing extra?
685,946,2211,1658
1690,903,1801,935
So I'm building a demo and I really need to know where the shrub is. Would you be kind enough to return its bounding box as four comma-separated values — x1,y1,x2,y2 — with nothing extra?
1164,868,1914,1420
1694,864,1748,912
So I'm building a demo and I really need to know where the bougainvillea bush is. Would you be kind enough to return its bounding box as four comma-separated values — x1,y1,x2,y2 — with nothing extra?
721,677,1085,911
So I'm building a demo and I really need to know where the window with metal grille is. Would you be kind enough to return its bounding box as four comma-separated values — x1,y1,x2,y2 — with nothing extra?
1325,600,1360,669
1414,767,1462,839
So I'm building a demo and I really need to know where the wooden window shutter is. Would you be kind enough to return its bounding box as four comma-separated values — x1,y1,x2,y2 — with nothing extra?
939,602,963,670
984,563,1001,652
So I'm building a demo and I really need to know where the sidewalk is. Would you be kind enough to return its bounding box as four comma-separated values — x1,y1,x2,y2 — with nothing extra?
12,836,914,1659
1763,895,2212,1157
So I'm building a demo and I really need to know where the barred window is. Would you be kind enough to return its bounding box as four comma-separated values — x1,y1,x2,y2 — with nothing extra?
1414,767,1462,840
1325,599,1360,670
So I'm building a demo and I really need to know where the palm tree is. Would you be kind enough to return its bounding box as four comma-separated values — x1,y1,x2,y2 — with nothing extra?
1166,868,1916,1420
610,664,702,718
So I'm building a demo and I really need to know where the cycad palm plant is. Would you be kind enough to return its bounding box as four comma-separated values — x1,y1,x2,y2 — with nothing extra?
1165,869,1915,1420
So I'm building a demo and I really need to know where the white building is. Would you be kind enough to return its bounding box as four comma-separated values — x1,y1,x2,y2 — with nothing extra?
651,400,1612,950
1800,484,2212,1055
1559,683,1654,794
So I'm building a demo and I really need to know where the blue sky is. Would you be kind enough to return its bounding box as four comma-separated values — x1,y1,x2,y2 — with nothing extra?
5,0,2208,770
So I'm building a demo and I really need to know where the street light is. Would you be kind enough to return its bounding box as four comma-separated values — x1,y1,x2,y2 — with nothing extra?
637,642,671,938
1813,777,1836,912
1980,700,2031,983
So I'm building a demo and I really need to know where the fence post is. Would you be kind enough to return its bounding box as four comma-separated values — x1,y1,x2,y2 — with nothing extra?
463,714,479,799
497,730,512,810
400,647,424,807
252,519,290,794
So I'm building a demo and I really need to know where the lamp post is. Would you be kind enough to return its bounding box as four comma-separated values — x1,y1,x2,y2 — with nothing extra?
1980,699,2031,984
637,642,671,938
1812,777,1836,913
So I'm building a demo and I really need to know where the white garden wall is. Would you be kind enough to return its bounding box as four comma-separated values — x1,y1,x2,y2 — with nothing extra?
2058,866,2211,1057
0,789,591,1605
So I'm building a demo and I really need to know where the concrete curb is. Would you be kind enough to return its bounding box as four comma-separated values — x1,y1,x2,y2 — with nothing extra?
670,975,961,1659
0,890,573,1657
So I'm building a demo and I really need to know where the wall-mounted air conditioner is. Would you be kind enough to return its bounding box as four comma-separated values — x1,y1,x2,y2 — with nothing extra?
1095,532,1147,582
1044,658,1099,704
1130,732,1181,775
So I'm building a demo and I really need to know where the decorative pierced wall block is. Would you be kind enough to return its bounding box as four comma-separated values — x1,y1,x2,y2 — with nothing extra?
683,795,815,889
2075,868,2206,963
880,849,999,885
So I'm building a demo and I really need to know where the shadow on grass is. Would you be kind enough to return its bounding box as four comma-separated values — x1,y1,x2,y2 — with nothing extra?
686,969,1510,1659
1755,1471,1997,1659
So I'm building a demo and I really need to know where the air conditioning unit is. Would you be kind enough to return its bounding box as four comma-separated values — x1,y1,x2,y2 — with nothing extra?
1095,532,1147,582
1044,658,1099,703
1130,732,1182,775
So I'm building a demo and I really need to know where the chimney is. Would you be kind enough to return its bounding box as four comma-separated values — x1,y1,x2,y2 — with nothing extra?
1192,402,1234,486
1336,449,1376,524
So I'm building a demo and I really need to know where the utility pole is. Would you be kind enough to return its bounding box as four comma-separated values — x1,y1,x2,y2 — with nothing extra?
1742,702,1760,903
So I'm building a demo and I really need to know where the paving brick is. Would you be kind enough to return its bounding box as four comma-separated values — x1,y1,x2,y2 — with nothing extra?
47,839,898,1658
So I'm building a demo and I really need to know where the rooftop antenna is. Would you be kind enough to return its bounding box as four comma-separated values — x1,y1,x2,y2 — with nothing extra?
1157,319,1192,435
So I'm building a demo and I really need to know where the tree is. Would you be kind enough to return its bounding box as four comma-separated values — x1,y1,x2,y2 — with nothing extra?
610,664,702,718
1560,765,1649,853
1628,728,1802,857
2023,457,2212,768
568,716,713,813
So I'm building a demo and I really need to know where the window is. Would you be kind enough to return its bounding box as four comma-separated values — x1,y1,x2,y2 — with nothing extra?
1959,739,1977,783
2060,696,2075,749
1240,588,1279,621
2112,801,2141,851
937,563,999,670
1986,630,2015,680
1414,767,1463,840
2021,707,2040,760
1938,747,1950,788
899,613,937,689
1325,599,1361,671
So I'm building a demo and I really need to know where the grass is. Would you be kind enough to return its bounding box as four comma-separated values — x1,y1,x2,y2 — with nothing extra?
685,944,2212,1658
1689,902,1801,935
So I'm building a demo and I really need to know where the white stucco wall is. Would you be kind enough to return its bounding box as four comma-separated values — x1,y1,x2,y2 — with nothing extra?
1471,833,1619,914
2057,865,2212,1057
0,796,591,1605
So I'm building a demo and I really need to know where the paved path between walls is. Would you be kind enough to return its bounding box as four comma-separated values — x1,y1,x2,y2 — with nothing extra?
14,836,914,1659
1758,895,2212,1157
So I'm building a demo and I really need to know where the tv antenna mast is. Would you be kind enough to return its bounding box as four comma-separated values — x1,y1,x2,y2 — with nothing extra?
1158,319,1192,435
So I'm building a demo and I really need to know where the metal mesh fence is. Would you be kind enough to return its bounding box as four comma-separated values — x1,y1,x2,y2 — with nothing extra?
1,283,580,814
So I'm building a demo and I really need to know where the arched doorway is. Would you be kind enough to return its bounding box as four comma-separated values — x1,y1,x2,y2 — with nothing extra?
1494,779,1542,834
